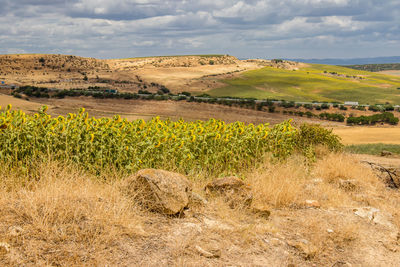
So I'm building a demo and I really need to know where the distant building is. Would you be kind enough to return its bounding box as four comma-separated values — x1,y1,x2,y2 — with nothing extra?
344,101,359,106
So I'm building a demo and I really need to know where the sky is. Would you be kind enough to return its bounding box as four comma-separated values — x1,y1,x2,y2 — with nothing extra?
0,0,399,59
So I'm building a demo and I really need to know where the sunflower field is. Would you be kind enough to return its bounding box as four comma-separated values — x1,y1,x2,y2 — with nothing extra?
0,105,341,175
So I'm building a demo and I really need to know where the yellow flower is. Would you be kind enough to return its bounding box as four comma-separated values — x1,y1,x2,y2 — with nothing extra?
155,141,161,148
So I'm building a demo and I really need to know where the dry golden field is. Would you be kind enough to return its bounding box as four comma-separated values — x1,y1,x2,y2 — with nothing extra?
333,126,400,145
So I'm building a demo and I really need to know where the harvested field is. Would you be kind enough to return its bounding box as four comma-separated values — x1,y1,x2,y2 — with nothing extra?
1,95,341,126
333,127,400,145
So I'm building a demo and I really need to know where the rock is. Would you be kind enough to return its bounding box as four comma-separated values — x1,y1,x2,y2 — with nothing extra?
189,192,208,206
354,207,394,228
327,228,334,233
287,240,317,259
311,178,323,184
339,179,357,191
204,176,252,208
354,207,379,221
205,176,246,192
252,206,271,219
9,226,23,237
305,200,320,208
195,245,221,258
202,216,233,231
332,261,352,267
0,242,10,254
122,169,192,215
381,150,393,157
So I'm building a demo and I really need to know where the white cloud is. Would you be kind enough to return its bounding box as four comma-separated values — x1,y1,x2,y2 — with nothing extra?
0,0,398,58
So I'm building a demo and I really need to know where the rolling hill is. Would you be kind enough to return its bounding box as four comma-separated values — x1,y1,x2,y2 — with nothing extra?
206,64,400,104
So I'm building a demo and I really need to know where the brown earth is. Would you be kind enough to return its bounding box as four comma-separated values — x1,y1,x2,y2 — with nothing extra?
0,93,338,126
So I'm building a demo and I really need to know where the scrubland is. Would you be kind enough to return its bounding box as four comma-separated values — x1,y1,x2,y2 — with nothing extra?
1,152,400,266
1,107,400,266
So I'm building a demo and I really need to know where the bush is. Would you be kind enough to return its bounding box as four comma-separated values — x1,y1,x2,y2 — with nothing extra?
304,104,313,110
369,105,383,112
268,106,276,113
321,103,330,109
295,124,343,156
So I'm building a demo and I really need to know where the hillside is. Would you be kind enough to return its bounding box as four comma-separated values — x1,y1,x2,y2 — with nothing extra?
207,64,400,104
0,54,308,95
0,54,264,93
2,54,400,104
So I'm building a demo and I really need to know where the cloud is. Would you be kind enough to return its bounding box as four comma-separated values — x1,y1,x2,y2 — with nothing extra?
0,0,398,58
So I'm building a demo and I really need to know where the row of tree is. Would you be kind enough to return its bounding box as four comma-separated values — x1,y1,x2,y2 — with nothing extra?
347,112,399,125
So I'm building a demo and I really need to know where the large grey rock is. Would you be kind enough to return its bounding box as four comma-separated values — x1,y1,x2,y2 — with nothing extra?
123,169,192,215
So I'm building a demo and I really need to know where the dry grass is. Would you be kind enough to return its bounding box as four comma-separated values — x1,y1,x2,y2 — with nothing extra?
250,155,309,208
0,162,145,266
333,127,400,145
1,152,400,266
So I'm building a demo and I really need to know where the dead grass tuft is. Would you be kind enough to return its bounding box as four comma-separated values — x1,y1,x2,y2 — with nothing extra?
0,162,145,266
250,155,309,208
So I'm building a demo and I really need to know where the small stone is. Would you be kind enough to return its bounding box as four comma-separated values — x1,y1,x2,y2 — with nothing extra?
311,178,323,184
381,150,393,157
0,242,10,254
305,200,320,208
327,228,334,233
195,245,221,258
332,262,352,267
287,240,317,259
189,192,208,206
252,206,271,219
9,226,24,237
339,179,356,191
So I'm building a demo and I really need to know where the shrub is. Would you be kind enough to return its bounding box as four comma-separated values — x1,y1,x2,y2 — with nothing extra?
321,103,330,109
304,104,313,110
295,123,343,156
268,106,276,113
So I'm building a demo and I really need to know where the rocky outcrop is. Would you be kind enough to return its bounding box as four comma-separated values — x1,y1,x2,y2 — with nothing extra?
205,176,252,208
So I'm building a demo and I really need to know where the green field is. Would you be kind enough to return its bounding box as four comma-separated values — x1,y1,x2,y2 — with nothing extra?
207,64,400,104
345,143,400,155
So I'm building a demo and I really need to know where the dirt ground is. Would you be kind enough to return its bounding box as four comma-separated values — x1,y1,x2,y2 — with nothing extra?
19,96,339,126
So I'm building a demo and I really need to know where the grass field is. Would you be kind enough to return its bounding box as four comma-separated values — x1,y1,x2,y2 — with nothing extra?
207,64,400,104
345,143,400,155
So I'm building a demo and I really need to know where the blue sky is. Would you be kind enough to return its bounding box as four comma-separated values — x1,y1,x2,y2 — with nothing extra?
0,0,399,59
